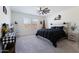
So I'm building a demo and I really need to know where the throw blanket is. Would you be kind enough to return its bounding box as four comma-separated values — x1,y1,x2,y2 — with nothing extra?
36,28,67,47
1,32,16,51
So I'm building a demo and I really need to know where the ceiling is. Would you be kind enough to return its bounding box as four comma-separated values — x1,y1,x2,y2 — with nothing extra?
11,6,77,16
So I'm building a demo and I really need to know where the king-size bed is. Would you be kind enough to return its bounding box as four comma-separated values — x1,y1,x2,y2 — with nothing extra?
36,26,67,47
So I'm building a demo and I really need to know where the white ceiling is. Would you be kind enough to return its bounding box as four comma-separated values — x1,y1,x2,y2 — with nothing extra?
11,6,76,16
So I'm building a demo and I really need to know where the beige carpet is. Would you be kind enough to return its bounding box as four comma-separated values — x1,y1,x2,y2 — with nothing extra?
15,35,79,53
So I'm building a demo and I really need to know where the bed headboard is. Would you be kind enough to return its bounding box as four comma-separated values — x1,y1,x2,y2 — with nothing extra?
50,22,70,34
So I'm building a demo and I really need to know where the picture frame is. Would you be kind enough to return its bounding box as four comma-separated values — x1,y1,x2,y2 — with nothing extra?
40,21,42,24
54,15,61,20
3,6,7,15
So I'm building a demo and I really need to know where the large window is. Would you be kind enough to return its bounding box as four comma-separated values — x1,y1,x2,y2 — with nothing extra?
23,17,39,24
31,19,39,24
23,17,31,24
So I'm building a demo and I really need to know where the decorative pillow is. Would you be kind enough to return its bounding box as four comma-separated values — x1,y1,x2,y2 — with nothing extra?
51,26,63,30
58,26,63,30
51,27,56,29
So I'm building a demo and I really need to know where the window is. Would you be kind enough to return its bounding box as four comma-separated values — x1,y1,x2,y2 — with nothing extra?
32,19,39,24
23,17,31,24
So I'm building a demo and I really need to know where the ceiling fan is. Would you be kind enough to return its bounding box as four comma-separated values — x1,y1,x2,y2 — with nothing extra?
38,7,50,15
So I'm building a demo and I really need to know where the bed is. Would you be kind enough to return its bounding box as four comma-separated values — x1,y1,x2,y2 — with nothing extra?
36,26,67,47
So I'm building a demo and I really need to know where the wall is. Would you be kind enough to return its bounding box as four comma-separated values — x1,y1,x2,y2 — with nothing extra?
0,6,11,35
0,6,11,27
47,7,79,31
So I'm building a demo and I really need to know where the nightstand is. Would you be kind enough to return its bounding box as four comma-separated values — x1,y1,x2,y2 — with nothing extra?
68,30,79,52
68,30,79,42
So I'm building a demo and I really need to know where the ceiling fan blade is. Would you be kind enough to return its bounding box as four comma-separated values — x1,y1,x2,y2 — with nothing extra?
38,7,50,15
45,7,48,10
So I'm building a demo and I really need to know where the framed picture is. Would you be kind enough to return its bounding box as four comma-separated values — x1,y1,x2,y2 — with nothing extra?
3,6,7,15
15,21,18,24
54,15,61,20
40,21,42,24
